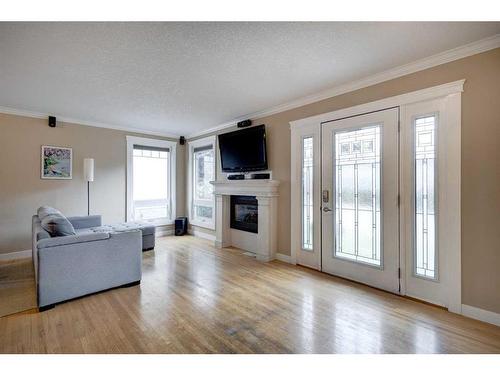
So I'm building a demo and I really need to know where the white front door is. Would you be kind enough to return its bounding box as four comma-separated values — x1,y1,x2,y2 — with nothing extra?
321,108,400,293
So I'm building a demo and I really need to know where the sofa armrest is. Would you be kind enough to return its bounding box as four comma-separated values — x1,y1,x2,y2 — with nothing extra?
66,215,102,229
37,232,110,249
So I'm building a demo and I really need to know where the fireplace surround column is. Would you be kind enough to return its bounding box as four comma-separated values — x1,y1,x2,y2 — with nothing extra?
214,194,231,249
255,196,278,261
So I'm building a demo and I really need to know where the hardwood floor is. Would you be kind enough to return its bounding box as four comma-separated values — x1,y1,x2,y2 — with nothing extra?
1,235,499,353
0,258,37,318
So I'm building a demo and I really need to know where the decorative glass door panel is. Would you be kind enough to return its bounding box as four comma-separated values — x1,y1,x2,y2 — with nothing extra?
302,137,314,250
414,116,437,279
334,127,381,266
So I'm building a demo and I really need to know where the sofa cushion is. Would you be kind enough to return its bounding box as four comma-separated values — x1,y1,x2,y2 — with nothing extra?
37,232,110,249
41,213,76,237
75,228,94,235
91,223,155,236
37,206,62,220
67,215,102,229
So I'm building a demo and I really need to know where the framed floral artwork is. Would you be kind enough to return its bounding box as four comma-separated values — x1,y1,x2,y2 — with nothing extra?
41,145,73,179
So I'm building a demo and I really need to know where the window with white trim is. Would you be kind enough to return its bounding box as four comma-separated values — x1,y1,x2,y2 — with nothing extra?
189,136,216,229
126,136,177,225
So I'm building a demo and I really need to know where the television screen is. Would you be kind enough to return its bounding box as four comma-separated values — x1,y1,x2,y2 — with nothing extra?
218,125,268,172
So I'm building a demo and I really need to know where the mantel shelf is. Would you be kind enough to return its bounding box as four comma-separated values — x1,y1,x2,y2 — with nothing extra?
210,179,280,197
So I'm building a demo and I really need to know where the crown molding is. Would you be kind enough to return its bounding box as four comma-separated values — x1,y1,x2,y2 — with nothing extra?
187,34,500,139
0,105,179,139
290,79,465,128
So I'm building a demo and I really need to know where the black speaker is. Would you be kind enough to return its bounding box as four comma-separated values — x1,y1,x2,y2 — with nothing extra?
179,136,186,145
48,116,56,128
175,217,188,236
237,119,252,128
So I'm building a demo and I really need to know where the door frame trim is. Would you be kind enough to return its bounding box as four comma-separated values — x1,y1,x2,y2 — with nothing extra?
290,79,463,313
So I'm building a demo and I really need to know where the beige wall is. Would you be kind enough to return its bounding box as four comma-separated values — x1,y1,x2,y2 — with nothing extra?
0,115,185,254
191,48,500,313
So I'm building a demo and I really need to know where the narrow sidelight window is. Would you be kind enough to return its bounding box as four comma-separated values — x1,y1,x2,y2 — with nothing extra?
334,126,381,266
414,116,437,279
302,137,314,250
192,144,215,226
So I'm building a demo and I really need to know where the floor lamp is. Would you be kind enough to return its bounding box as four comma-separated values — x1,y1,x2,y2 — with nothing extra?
83,158,94,216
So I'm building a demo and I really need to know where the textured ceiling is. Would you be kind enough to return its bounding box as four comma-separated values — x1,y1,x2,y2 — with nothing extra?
0,22,499,136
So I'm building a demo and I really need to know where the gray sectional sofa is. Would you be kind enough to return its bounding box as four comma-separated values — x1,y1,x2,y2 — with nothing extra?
32,207,155,310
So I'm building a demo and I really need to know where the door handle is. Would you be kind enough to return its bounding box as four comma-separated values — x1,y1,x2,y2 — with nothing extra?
322,207,332,212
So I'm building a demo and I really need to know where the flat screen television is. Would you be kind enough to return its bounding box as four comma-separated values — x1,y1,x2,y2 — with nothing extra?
218,125,268,172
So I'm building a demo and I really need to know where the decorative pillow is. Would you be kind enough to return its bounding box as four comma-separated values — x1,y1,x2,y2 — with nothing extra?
37,206,62,220
41,213,76,237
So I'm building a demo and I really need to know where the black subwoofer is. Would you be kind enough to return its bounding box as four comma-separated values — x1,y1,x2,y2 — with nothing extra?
175,217,188,236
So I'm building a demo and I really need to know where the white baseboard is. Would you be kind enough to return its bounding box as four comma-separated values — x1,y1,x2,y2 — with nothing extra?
188,228,216,241
156,228,174,237
275,253,294,264
462,304,500,327
0,249,32,261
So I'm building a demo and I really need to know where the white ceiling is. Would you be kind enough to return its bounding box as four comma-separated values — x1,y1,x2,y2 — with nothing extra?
0,22,499,137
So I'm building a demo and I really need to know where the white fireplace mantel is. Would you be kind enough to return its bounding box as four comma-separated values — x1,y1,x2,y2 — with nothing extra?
211,179,280,196
210,179,280,262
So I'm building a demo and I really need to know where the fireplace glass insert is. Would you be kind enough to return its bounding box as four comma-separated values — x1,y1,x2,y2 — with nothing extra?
230,195,258,233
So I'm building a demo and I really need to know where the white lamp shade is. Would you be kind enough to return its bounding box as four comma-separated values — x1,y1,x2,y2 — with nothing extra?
83,158,94,182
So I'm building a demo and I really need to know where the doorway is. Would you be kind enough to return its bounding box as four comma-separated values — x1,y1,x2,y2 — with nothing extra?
290,81,463,313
